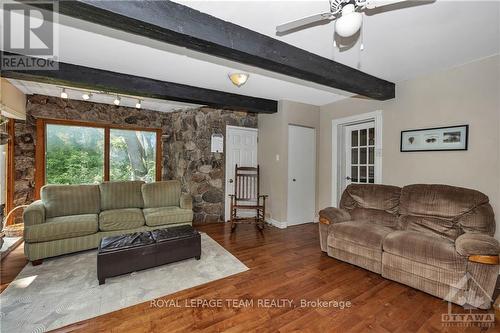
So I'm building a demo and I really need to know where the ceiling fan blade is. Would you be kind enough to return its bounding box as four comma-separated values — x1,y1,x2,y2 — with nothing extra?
364,0,409,9
276,12,335,33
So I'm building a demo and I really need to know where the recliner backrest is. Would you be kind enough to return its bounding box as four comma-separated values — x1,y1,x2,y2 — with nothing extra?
399,184,495,240
339,184,401,228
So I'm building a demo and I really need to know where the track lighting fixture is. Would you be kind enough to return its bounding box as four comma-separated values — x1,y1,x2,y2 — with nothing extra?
60,88,68,99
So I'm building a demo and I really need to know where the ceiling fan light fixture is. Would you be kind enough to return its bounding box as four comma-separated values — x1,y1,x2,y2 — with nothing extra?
335,4,363,38
228,73,249,87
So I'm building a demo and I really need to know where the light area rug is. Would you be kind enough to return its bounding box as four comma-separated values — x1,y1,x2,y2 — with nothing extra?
0,233,248,333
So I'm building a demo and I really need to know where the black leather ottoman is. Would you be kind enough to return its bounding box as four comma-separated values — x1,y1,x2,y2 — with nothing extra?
97,226,201,285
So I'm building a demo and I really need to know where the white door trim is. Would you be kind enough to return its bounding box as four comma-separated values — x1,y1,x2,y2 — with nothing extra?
224,125,259,222
331,110,383,207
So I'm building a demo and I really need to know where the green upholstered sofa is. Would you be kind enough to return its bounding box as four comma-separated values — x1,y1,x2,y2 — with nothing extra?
23,180,193,263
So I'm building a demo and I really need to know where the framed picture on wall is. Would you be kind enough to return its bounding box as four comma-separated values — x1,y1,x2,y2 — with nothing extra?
400,125,468,152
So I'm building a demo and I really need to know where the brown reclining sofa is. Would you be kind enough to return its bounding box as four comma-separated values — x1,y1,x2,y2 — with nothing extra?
319,184,500,309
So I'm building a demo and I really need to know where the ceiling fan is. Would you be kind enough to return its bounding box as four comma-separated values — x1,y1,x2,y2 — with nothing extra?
276,0,411,38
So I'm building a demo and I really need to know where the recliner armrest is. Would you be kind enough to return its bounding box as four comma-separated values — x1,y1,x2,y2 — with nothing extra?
23,200,46,226
319,207,351,225
455,233,500,264
180,193,193,210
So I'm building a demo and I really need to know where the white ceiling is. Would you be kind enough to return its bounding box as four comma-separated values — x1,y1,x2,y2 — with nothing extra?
1,0,499,109
177,0,500,83
8,79,202,113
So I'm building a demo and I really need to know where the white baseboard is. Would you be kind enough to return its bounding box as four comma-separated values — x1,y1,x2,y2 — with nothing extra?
267,218,287,229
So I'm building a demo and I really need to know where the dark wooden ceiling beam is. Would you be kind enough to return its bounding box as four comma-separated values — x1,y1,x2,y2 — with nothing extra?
28,0,395,100
0,52,277,114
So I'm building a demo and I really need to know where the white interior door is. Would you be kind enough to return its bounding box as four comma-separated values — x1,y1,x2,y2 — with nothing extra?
343,122,376,191
287,125,316,226
225,126,258,222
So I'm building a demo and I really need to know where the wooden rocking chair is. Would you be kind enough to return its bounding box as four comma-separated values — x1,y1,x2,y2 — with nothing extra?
229,164,268,232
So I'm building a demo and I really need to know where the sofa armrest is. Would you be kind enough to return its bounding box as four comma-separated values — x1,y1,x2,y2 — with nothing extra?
319,207,351,225
455,233,500,264
180,193,193,210
23,200,46,227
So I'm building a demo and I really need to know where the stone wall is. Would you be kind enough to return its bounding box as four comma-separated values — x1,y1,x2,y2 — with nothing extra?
165,109,257,223
13,95,257,224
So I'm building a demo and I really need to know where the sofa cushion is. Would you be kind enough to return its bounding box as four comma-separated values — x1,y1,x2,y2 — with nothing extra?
24,214,98,243
329,221,396,249
99,208,145,231
41,184,100,218
99,181,144,210
383,230,467,271
349,208,399,228
142,181,181,208
340,184,401,213
143,207,193,227
399,184,494,240
399,215,462,241
400,184,489,219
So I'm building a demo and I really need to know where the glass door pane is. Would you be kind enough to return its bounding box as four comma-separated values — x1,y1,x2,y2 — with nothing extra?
46,124,104,184
110,129,157,182
345,123,375,186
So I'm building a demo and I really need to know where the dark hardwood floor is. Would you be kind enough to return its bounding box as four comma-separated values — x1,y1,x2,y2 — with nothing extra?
1,223,498,332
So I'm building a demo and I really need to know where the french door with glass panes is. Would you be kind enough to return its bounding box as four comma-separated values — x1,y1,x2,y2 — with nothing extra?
345,122,376,187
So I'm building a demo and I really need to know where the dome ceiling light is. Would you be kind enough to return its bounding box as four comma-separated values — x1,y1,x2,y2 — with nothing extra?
228,73,249,87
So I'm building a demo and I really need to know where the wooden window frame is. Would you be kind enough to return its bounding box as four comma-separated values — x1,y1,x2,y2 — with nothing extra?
5,119,16,224
35,118,162,199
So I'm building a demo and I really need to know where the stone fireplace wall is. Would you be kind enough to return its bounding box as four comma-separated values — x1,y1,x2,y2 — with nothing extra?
165,109,257,223
13,95,257,224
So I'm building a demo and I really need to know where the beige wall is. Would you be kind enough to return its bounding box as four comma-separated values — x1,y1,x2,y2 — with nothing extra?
258,100,320,223
319,55,500,240
0,78,26,119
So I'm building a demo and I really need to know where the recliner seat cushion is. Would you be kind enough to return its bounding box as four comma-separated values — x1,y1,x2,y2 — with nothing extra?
99,181,144,210
143,207,193,227
383,230,467,272
329,221,396,249
41,184,100,218
99,208,145,231
142,181,181,208
25,214,98,243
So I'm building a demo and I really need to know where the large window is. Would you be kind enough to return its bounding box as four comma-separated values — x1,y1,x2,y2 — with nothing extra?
36,119,161,196
110,129,157,182
46,124,105,184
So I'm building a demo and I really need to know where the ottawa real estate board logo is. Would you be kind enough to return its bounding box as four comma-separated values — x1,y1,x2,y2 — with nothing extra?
1,1,59,70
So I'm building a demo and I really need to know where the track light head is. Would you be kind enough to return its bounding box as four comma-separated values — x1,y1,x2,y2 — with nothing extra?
60,88,68,99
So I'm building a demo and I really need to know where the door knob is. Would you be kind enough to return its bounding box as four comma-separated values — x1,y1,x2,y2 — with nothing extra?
292,178,296,182
346,176,352,180
229,179,234,183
